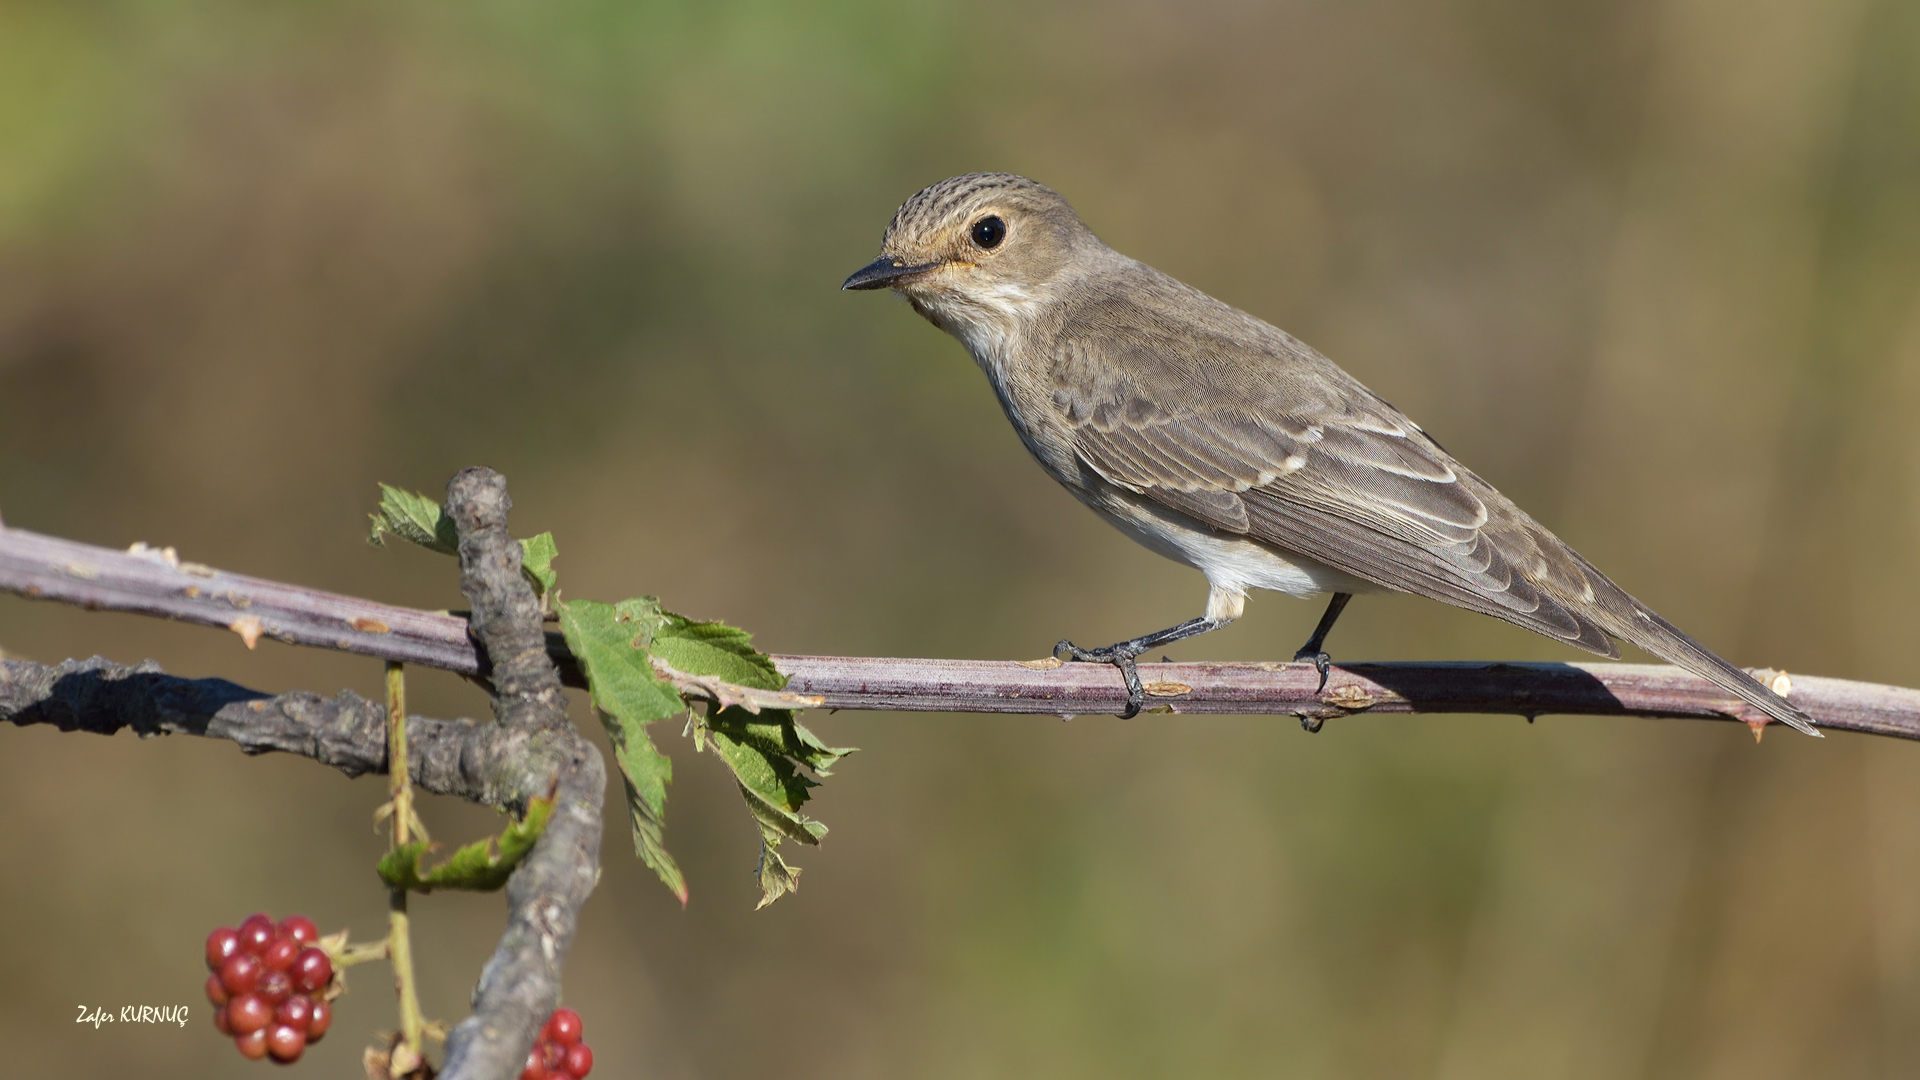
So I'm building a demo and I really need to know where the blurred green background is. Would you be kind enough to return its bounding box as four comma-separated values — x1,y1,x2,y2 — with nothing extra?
4,0,1920,1076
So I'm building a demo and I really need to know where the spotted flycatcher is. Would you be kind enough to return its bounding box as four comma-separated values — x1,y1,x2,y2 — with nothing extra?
843,172,1815,735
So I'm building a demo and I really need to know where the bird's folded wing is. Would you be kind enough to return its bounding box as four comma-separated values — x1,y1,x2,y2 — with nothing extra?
1067,383,1621,657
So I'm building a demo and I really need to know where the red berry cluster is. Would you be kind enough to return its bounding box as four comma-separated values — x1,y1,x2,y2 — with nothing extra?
519,1008,593,1079
205,914,335,1064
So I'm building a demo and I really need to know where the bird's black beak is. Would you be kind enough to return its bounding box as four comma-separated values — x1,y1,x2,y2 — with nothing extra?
841,256,942,291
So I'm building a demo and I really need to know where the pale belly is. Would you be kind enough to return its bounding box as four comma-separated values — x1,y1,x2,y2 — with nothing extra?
1090,492,1379,603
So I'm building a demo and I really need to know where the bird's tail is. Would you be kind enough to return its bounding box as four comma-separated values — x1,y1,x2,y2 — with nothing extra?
1591,591,1819,738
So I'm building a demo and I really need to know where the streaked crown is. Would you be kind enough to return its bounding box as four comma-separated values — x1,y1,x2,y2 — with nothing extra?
843,172,1099,304
879,173,1076,253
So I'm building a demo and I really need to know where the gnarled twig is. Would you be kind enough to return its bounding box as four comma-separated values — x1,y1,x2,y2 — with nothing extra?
438,468,604,1080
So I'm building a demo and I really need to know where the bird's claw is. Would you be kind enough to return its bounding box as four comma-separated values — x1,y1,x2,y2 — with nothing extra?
1294,649,1333,693
1054,638,1102,663
1056,638,1146,718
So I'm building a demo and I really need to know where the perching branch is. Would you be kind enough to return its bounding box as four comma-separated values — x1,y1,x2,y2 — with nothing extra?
3,519,1917,739
0,525,498,674
774,655,1920,739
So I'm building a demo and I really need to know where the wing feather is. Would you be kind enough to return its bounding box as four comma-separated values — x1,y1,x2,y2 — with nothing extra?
1052,331,1620,655
1022,269,1814,734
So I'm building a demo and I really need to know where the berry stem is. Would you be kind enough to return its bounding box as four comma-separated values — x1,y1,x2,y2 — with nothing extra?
333,939,392,968
387,662,413,847
385,662,427,1064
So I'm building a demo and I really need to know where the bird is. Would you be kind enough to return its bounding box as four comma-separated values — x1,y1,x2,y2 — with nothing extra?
841,172,1817,736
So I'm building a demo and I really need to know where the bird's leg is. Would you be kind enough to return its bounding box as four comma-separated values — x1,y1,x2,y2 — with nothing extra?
1055,616,1226,719
1293,592,1353,693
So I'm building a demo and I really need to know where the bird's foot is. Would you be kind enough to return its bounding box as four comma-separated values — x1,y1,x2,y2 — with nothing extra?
1054,638,1147,719
1293,648,1334,693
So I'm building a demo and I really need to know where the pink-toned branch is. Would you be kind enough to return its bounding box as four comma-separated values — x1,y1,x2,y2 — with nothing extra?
3,523,1915,740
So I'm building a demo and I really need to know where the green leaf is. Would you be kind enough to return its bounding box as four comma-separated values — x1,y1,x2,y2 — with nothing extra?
650,615,783,689
655,612,854,905
615,737,686,904
518,532,559,598
557,596,689,903
556,598,854,908
368,485,558,609
709,721,826,839
366,484,460,555
751,823,804,910
557,597,680,722
377,796,554,892
654,615,852,774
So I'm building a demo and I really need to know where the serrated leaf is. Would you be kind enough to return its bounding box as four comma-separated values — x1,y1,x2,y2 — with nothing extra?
367,484,459,554
753,824,803,910
558,598,680,723
377,796,554,892
618,765,686,904
518,532,559,599
788,718,853,775
652,610,853,905
655,613,854,774
557,597,689,902
651,615,784,689
711,728,828,845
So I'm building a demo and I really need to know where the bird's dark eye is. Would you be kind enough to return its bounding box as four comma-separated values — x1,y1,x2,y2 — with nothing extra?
970,215,1006,250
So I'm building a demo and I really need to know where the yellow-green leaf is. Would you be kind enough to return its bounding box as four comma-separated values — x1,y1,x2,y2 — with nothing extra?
519,532,559,598
377,796,554,892
366,483,458,554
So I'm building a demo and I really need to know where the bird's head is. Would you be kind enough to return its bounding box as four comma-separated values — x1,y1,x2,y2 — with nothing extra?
842,173,1096,349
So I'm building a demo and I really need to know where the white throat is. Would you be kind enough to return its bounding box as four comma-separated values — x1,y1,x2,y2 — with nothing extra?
908,278,1043,380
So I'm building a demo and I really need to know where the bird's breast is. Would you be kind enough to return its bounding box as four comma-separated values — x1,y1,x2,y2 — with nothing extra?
972,343,1089,492
913,292,1089,491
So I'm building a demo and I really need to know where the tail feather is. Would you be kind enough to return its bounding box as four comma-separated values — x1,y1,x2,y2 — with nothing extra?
1594,596,1819,737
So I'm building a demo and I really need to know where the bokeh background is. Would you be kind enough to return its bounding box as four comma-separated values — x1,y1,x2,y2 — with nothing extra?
4,0,1920,1076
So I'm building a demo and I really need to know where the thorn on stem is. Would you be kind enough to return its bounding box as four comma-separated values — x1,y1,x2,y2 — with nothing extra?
230,616,264,650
